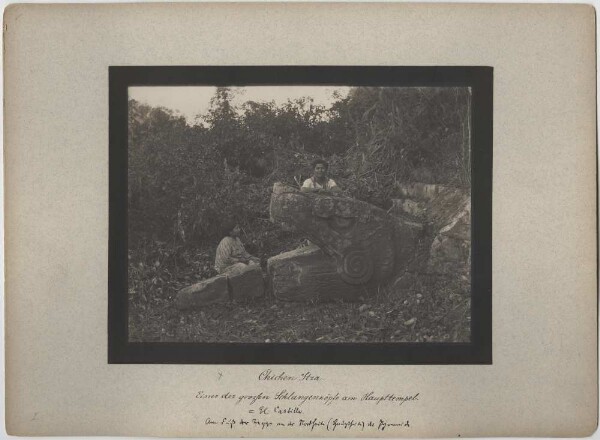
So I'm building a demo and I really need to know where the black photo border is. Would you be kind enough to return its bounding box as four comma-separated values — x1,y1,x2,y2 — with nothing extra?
109,66,492,364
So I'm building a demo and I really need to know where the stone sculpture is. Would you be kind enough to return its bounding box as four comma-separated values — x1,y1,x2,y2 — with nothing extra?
268,183,422,301
175,182,470,308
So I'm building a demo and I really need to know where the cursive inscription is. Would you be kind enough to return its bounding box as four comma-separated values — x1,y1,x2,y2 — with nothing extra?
195,370,419,434
258,369,321,381
204,416,411,432
362,391,420,405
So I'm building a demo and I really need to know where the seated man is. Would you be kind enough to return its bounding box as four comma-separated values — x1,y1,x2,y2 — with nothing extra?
214,221,260,274
301,159,341,193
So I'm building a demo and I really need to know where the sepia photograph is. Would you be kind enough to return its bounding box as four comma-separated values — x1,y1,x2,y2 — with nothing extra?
109,66,491,363
127,84,472,343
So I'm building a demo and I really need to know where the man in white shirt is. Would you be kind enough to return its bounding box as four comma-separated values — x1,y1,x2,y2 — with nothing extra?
301,159,341,193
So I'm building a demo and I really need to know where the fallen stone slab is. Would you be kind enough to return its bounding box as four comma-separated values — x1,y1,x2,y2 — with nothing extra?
426,188,470,229
394,182,445,201
224,263,265,300
427,194,471,276
389,198,427,219
428,235,471,275
175,274,229,310
267,245,367,302
176,264,265,310
437,201,470,241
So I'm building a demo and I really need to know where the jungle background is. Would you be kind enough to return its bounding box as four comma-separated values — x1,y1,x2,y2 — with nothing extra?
128,86,471,343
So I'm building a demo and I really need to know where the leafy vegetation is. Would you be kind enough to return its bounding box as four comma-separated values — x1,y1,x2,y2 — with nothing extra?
128,86,471,343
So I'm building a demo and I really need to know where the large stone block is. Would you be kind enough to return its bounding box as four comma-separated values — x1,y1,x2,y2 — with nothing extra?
267,245,365,302
427,195,471,275
176,264,266,310
175,275,229,310
394,182,444,201
225,263,265,300
270,183,420,287
426,187,470,230
268,184,425,301
389,198,427,220
438,203,470,241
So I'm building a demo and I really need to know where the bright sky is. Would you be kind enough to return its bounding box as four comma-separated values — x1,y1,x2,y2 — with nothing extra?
129,86,350,124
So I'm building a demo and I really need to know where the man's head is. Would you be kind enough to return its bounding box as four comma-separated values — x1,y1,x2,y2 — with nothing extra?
311,159,329,180
222,220,241,237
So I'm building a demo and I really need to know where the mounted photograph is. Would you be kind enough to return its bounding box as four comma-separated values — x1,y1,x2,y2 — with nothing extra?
109,66,492,363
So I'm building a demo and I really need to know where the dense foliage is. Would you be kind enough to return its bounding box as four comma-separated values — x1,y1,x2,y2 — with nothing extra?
127,86,471,342
129,86,470,247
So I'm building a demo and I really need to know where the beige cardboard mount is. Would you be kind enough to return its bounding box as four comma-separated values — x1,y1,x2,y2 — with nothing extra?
4,3,597,437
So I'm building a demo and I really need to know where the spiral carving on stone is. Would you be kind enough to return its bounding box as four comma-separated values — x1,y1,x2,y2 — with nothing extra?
339,248,373,285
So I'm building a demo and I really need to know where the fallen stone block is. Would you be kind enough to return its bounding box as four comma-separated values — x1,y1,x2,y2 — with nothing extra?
175,275,229,310
225,263,265,300
426,193,471,276
426,188,470,229
267,245,367,302
428,235,470,275
389,198,427,219
270,183,420,286
394,182,445,201
437,202,470,241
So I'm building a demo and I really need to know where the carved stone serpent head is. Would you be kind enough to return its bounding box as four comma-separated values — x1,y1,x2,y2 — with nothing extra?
270,183,401,286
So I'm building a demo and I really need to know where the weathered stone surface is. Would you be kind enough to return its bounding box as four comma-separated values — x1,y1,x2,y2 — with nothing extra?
175,275,229,310
394,182,445,201
269,184,422,300
427,195,471,275
392,272,417,291
428,235,470,274
176,264,265,309
267,245,366,301
389,198,427,219
426,187,470,230
438,202,470,241
225,263,265,300
270,182,471,298
387,186,471,289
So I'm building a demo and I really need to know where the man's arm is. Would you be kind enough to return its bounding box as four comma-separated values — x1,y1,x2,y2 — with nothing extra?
234,240,261,264
301,178,312,193
328,179,341,193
